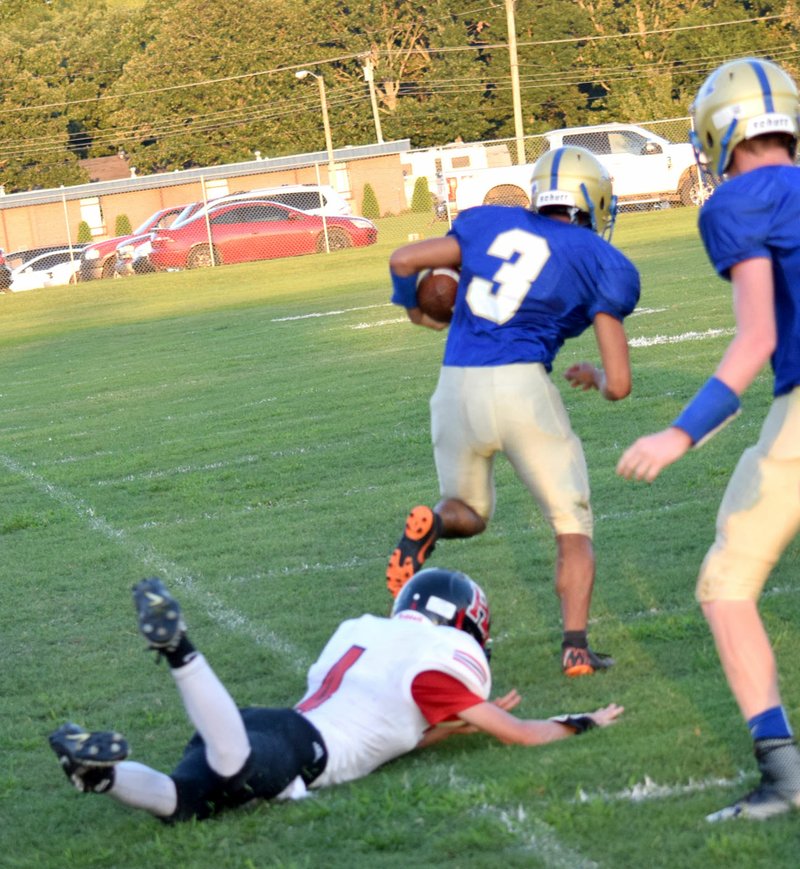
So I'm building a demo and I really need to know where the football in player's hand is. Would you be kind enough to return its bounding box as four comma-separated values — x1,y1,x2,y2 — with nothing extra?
416,268,459,323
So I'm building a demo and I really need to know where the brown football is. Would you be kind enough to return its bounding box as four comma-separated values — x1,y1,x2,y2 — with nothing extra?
416,268,459,323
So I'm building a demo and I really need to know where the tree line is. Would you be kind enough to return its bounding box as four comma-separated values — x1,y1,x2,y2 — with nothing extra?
0,0,795,192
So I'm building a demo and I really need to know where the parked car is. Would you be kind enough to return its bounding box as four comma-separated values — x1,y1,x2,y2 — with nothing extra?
79,205,190,281
168,185,353,233
148,200,377,270
8,248,82,292
238,184,352,216
449,123,714,212
0,249,11,291
131,186,356,273
4,244,86,272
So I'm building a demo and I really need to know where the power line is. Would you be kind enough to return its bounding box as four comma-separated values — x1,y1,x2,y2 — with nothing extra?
5,40,800,163
0,12,788,114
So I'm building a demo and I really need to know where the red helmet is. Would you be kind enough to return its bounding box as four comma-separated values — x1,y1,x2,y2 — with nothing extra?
392,568,491,655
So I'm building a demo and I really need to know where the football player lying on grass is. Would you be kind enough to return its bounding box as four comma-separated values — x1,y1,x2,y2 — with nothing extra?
49,569,622,822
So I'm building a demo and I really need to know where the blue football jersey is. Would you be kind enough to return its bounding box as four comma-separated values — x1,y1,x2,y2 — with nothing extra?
699,165,800,396
443,206,640,369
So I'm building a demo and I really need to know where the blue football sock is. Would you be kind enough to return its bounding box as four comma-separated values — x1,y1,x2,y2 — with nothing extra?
748,706,793,741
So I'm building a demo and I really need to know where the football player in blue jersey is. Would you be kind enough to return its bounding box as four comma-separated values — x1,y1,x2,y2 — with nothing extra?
388,147,641,677
618,58,800,820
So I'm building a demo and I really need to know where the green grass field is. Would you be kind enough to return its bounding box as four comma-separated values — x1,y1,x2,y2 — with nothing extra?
2,208,798,868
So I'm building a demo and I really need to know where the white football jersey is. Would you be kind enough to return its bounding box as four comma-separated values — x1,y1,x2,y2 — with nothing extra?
296,612,491,788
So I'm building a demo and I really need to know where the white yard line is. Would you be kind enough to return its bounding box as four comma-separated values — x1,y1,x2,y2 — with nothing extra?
629,307,668,316
350,317,407,329
271,302,392,322
488,805,599,869
575,771,750,805
93,454,260,486
0,452,309,672
273,301,733,348
629,328,735,348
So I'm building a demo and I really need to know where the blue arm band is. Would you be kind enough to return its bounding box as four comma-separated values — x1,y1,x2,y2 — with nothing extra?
673,376,741,446
390,269,418,308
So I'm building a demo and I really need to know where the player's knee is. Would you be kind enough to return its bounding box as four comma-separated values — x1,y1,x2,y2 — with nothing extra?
696,545,773,603
206,742,251,779
435,498,487,537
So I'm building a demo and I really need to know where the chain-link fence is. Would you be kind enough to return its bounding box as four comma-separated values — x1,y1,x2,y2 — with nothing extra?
0,116,712,291
439,117,714,214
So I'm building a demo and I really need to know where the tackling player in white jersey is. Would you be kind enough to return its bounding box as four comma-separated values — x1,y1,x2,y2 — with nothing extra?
49,571,622,822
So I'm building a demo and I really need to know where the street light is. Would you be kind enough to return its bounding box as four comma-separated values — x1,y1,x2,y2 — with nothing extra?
295,70,336,186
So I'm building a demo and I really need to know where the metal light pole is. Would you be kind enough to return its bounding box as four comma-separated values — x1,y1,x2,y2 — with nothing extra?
295,70,336,186
361,57,384,144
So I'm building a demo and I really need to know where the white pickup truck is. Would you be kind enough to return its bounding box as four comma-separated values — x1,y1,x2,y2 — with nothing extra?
448,123,711,212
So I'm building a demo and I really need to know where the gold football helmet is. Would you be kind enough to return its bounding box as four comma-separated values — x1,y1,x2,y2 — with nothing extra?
691,57,800,178
530,146,616,239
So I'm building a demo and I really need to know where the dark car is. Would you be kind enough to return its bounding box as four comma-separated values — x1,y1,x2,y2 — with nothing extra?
149,201,377,270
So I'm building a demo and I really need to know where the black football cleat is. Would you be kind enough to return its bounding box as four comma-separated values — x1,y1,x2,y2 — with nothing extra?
562,645,615,677
132,577,186,651
707,738,800,821
49,722,128,793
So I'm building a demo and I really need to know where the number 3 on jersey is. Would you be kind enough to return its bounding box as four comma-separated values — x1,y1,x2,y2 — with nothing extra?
466,228,551,324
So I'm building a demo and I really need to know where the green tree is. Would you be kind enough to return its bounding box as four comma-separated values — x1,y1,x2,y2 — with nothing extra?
77,220,92,243
115,214,133,236
0,0,797,187
105,0,313,174
410,176,432,213
361,183,380,218
0,0,141,191
305,0,510,148
556,0,796,123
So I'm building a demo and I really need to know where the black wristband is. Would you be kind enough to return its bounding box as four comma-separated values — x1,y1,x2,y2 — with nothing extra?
550,714,597,735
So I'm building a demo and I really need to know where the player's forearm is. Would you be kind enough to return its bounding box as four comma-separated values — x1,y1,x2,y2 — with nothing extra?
593,313,632,400
511,719,576,745
458,702,575,745
714,331,775,395
390,237,461,276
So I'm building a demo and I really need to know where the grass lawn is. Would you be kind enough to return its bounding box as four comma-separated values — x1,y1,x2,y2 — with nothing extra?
2,207,798,868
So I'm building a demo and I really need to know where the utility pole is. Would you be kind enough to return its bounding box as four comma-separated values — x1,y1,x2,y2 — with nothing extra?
362,56,385,144
505,0,526,165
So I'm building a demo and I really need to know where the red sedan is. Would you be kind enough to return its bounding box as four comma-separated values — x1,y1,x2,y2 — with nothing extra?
149,201,378,270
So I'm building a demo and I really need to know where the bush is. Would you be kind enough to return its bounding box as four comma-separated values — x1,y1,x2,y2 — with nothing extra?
411,177,433,213
77,220,92,243
361,183,380,219
115,214,133,235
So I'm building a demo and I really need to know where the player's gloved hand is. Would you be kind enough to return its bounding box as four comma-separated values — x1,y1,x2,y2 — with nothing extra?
551,702,624,733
